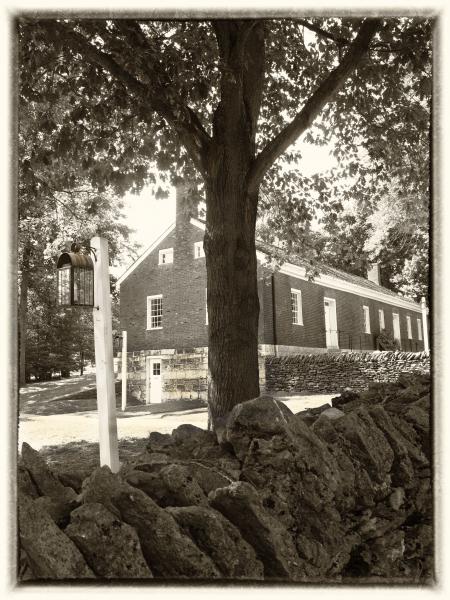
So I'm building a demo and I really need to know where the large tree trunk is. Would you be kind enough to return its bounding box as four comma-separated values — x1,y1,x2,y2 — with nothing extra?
204,181,260,428
204,21,265,428
19,243,31,386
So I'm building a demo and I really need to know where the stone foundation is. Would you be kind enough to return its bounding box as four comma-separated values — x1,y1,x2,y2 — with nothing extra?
120,348,430,402
120,347,266,403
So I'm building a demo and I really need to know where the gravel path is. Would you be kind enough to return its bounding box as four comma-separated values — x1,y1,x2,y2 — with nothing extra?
18,394,335,451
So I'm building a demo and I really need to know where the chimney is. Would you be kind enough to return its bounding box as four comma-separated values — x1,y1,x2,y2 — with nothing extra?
175,182,201,226
175,183,191,225
367,263,381,286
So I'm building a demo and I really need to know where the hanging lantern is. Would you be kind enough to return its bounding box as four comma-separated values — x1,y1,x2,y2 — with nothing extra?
56,244,94,307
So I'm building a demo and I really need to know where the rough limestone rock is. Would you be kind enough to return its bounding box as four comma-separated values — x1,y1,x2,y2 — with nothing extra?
17,373,431,583
167,505,264,579
127,453,236,497
172,423,217,447
125,463,208,507
147,424,240,476
81,466,220,578
18,493,94,580
320,407,345,420
181,461,235,495
65,502,153,578
223,396,354,576
17,463,39,498
209,481,311,581
33,495,73,527
146,431,176,452
21,443,78,514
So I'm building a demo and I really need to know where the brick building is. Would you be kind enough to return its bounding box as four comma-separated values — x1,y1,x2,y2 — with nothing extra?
118,186,426,403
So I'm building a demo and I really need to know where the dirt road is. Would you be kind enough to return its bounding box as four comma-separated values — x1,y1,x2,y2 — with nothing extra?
18,394,335,451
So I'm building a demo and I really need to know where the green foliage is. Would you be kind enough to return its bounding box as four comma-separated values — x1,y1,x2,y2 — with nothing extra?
25,278,95,380
17,17,431,388
18,29,141,380
18,18,432,201
376,329,400,351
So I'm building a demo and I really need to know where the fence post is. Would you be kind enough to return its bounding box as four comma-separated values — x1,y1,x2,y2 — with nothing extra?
121,330,127,411
421,297,429,353
91,235,120,473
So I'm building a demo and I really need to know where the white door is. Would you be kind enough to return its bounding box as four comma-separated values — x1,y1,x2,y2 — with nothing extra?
324,298,339,349
392,313,401,345
146,358,162,404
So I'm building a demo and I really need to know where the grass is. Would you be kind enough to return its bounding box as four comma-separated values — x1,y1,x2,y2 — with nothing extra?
39,436,150,482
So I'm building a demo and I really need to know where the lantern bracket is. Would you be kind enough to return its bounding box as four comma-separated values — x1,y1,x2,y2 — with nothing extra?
86,246,97,262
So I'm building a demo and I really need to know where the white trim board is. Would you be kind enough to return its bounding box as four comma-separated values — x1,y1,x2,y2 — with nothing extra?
190,217,206,230
277,262,421,313
117,222,175,286
121,217,421,313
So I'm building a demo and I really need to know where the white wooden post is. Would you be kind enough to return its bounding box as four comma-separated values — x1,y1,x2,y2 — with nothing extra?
91,236,120,473
421,296,429,353
121,330,127,411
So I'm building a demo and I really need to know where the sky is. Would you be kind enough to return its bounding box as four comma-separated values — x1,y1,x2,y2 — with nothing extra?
113,140,338,278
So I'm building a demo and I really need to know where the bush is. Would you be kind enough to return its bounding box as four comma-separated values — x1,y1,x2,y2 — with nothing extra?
376,329,400,351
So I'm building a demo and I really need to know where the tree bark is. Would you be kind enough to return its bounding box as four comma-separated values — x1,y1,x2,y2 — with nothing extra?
204,181,260,428
19,243,32,386
204,21,265,428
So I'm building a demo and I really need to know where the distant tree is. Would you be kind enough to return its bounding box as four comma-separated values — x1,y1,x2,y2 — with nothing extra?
18,94,139,382
18,17,431,423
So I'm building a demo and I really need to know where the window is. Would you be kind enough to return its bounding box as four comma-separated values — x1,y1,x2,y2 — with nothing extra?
194,241,205,258
152,362,161,376
378,308,385,331
205,288,208,325
392,312,401,342
406,315,412,339
417,318,423,340
291,289,303,325
363,305,371,334
158,248,173,265
147,295,163,329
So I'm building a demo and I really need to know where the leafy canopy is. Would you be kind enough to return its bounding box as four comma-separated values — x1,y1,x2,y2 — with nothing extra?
18,17,431,303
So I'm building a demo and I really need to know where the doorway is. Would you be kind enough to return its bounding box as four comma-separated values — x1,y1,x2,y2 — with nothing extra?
324,298,339,349
146,357,162,404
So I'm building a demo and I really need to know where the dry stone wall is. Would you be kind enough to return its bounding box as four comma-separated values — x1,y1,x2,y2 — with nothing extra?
265,351,430,394
18,373,433,583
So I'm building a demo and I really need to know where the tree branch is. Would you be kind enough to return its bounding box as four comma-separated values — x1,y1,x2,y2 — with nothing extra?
297,19,351,46
247,18,381,194
47,20,212,175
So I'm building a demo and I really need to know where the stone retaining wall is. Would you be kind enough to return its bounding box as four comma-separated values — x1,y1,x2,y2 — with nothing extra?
265,351,430,393
121,348,267,404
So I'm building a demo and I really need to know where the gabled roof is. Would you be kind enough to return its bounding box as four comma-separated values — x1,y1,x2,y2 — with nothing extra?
254,240,421,312
117,222,175,286
189,219,420,312
118,216,421,312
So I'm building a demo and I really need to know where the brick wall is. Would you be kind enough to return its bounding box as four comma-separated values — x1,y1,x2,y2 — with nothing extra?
264,271,425,352
120,208,208,353
265,351,430,394
119,191,424,355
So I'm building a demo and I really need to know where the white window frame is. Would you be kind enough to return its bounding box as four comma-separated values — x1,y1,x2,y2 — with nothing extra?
205,288,208,325
392,312,401,342
147,294,163,330
291,288,303,325
417,318,423,341
158,248,173,265
194,241,205,259
406,315,412,339
378,308,385,331
363,305,371,334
